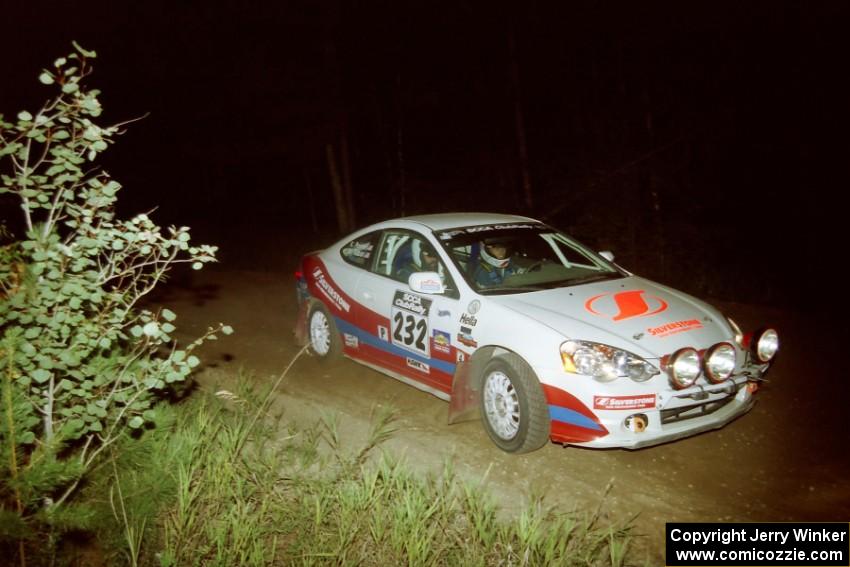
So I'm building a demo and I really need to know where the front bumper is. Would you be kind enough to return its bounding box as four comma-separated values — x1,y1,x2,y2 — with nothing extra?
565,373,759,450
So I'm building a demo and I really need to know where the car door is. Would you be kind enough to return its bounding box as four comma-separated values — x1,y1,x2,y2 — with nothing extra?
353,228,463,397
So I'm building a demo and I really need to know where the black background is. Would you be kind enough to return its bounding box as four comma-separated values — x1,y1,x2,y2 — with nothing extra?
1,1,846,308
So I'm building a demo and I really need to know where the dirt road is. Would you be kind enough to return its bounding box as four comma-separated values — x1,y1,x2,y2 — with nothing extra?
157,267,850,563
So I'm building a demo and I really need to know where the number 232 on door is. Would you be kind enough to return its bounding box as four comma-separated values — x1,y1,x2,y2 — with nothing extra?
391,291,431,357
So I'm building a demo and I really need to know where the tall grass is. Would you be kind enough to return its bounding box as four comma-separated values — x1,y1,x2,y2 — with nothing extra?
82,375,637,566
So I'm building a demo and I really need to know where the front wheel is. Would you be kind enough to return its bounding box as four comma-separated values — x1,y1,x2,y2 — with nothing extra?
479,354,550,453
307,302,342,363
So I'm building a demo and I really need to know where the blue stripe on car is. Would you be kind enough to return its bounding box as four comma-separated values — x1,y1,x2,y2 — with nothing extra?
334,317,457,375
548,405,606,431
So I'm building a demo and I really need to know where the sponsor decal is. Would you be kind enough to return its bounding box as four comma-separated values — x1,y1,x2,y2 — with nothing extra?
458,332,478,348
437,309,452,317
459,313,478,327
312,267,351,313
432,330,451,354
393,290,432,317
418,277,443,293
593,394,657,411
343,334,359,348
462,223,537,233
456,351,466,362
343,241,374,259
377,325,389,341
647,319,703,338
467,300,481,315
585,290,667,322
406,357,430,373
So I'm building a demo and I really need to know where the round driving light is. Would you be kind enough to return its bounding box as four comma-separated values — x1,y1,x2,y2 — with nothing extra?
753,328,779,363
667,347,701,389
704,342,736,383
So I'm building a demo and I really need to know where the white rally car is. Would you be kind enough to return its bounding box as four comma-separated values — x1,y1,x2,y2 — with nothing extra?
294,213,778,453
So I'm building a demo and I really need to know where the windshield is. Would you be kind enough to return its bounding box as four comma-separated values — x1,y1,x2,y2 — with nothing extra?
435,223,625,295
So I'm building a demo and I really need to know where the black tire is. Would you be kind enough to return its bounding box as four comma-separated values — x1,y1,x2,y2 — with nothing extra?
307,302,343,364
479,353,550,453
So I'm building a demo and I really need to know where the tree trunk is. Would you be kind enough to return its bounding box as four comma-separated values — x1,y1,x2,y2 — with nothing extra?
326,144,350,234
508,24,533,212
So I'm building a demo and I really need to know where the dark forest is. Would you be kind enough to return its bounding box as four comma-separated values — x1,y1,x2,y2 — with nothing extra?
1,1,845,307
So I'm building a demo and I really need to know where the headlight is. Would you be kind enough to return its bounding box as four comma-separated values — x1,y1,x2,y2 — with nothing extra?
666,347,701,389
752,328,779,363
560,340,658,382
704,342,736,383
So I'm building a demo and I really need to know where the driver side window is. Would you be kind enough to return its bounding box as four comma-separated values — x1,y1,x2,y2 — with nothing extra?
372,230,458,298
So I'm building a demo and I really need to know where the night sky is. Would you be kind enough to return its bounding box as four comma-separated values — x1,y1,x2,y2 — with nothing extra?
1,1,845,308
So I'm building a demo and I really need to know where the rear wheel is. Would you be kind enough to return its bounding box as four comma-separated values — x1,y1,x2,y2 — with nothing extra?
479,353,550,453
307,302,342,363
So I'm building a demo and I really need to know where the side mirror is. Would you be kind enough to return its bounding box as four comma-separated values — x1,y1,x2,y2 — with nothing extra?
408,272,445,294
599,250,615,262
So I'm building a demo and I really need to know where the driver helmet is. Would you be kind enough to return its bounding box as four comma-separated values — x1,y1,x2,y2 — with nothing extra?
480,239,511,269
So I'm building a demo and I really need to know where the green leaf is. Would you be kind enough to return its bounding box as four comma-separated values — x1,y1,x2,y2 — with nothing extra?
24,327,41,339
32,369,51,383
72,41,97,58
17,110,32,121
192,262,203,270
187,355,200,368
98,337,111,349
39,71,54,85
62,81,79,94
128,416,144,429
161,308,177,322
222,325,234,335
161,322,176,334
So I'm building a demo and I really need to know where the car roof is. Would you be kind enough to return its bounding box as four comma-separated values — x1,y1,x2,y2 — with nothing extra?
398,212,540,231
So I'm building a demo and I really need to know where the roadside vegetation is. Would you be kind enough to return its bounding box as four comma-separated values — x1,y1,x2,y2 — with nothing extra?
62,377,638,566
1,46,638,566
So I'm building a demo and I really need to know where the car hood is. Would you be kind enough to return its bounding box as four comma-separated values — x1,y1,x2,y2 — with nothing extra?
490,276,732,357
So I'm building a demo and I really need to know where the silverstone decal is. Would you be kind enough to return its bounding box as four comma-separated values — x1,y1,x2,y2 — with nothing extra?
377,325,389,341
585,290,667,322
593,394,656,411
312,266,351,313
343,334,359,348
459,313,478,326
391,291,432,356
647,319,703,338
406,357,430,374
432,330,451,354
